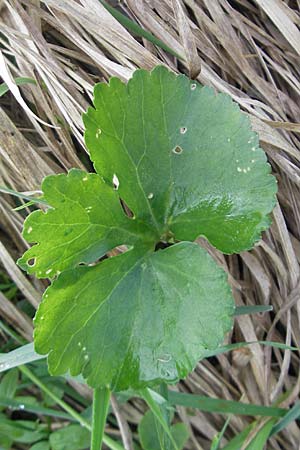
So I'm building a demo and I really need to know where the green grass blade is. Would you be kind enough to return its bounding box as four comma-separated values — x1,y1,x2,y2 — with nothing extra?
210,416,231,450
270,402,300,436
0,344,45,373
245,419,277,449
13,200,37,211
0,321,26,345
99,0,182,59
0,186,48,205
0,396,75,421
221,423,254,450
0,77,36,97
234,305,273,316
20,366,124,450
91,387,111,450
168,391,286,418
202,340,300,359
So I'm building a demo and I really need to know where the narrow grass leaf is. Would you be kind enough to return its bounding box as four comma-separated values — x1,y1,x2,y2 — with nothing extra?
0,77,36,97
0,344,45,373
245,419,277,449
202,341,300,358
168,391,286,417
99,0,182,59
0,370,18,402
270,402,300,436
234,305,273,316
0,396,75,421
210,416,231,450
221,424,255,450
0,186,48,205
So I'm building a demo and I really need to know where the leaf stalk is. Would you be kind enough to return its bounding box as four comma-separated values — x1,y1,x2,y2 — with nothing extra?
91,386,111,450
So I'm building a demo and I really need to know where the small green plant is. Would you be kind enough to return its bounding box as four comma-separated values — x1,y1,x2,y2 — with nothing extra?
18,66,277,448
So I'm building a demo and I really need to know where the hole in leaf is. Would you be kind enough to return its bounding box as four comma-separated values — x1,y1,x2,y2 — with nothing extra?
27,258,35,267
120,199,134,218
113,174,119,190
180,127,187,134
172,146,183,155
155,241,170,251
147,192,154,199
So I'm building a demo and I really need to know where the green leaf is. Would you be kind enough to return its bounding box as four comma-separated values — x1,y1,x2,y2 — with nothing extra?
0,396,75,421
0,77,36,97
0,343,44,373
84,65,276,253
30,442,50,450
138,410,189,450
0,185,47,205
221,423,254,450
202,340,300,359
245,419,276,450
49,424,90,450
18,169,154,278
99,1,182,60
168,391,286,417
222,420,275,450
0,369,18,403
171,424,189,449
0,418,48,444
19,66,276,391
141,388,178,450
234,305,273,315
270,402,300,437
210,416,231,450
34,242,233,390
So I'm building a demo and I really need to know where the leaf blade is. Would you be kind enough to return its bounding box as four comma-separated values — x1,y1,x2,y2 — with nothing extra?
34,242,234,390
84,65,277,253
168,391,286,418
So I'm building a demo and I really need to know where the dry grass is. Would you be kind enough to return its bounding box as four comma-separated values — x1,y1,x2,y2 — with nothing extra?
0,0,300,448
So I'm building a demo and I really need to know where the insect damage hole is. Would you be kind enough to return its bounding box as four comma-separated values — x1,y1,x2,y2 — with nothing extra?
113,174,119,190
180,126,187,134
172,145,183,155
191,83,197,90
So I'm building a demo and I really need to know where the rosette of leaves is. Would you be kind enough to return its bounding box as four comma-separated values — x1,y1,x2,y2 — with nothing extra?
18,66,277,391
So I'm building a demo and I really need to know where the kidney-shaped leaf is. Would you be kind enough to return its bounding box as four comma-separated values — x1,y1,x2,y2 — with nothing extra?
84,65,276,253
34,242,234,390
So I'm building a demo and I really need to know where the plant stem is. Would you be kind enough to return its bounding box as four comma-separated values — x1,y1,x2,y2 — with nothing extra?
20,366,123,450
91,386,111,450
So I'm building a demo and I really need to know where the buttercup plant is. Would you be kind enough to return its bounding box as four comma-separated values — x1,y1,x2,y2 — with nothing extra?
18,66,277,448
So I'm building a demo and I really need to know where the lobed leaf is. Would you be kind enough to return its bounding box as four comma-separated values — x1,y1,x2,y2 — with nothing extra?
18,66,277,390
18,169,154,278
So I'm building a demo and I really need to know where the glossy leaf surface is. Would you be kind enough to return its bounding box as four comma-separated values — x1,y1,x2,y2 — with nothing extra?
84,65,276,252
138,410,189,450
18,169,153,278
19,65,277,390
34,243,233,390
